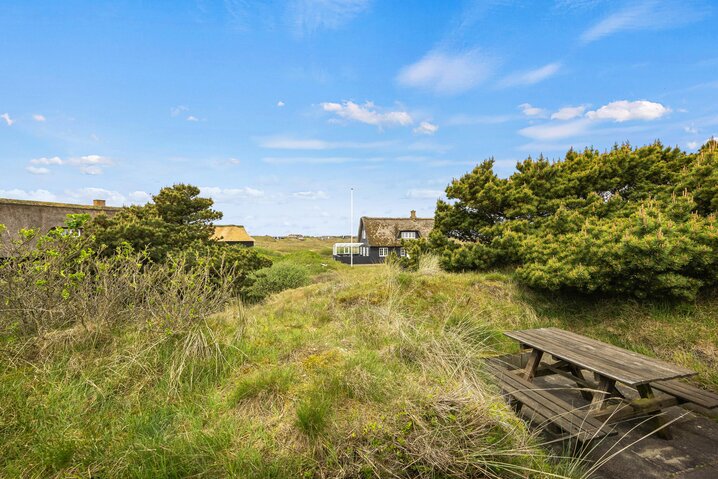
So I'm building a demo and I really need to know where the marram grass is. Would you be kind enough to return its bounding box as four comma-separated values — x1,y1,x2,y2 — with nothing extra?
1,260,716,478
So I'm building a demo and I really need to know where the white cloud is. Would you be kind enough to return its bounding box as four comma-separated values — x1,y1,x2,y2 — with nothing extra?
171,105,188,117
27,155,112,175
30,156,63,165
687,141,699,150
500,62,561,87
1,113,14,126
0,189,57,202
288,0,371,36
519,119,591,140
227,158,241,165
33,114,46,122
321,101,413,127
551,105,586,120
186,115,200,122
413,121,439,135
129,191,152,204
65,188,126,205
684,125,699,134
26,166,50,175
397,48,496,95
580,1,707,44
585,100,670,122
70,154,113,166
406,188,444,199
200,186,265,201
259,136,395,150
277,101,285,107
519,103,546,117
292,190,329,200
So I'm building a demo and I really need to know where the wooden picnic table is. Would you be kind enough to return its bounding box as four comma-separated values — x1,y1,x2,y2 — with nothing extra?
503,327,698,440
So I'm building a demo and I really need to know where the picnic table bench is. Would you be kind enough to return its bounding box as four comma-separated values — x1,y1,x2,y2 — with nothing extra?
486,327,718,441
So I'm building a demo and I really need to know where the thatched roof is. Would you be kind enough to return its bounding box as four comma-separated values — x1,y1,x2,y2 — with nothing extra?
359,214,434,247
212,225,254,244
0,198,119,255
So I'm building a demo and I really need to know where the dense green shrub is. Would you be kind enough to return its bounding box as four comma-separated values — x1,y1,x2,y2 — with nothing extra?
424,140,718,300
243,263,310,302
86,184,222,262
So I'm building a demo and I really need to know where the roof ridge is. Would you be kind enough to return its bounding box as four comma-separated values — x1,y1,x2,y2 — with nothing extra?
0,197,120,210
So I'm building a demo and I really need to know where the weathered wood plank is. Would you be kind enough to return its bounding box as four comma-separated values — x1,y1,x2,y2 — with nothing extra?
485,361,613,442
652,380,718,409
505,328,695,385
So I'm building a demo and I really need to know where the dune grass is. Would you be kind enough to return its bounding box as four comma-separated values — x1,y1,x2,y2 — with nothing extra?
1,246,717,477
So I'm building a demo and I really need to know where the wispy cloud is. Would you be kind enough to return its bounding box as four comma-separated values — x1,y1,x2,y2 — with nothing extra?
321,101,412,127
397,48,497,95
519,103,546,117
499,62,561,87
200,186,265,201
277,101,285,107
1,113,14,126
170,105,188,117
519,119,591,140
129,191,152,204
413,121,439,135
406,188,444,199
66,187,126,205
585,100,670,122
27,154,113,175
292,190,329,200
26,166,50,175
258,136,396,150
288,0,371,36
30,156,63,166
551,105,586,120
0,189,57,202
580,1,708,44
32,114,46,122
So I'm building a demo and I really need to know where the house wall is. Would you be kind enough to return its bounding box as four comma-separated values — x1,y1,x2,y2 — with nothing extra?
333,246,403,265
0,199,118,256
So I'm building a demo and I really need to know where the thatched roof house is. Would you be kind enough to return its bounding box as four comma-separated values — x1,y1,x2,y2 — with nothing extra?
211,225,255,247
0,198,119,255
359,211,434,248
333,210,434,264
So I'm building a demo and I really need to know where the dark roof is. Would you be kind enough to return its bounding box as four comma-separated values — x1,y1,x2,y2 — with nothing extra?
0,198,119,254
359,216,434,247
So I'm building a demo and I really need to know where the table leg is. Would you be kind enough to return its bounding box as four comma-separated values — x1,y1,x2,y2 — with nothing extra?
636,384,672,440
522,349,544,381
567,365,594,401
589,376,616,413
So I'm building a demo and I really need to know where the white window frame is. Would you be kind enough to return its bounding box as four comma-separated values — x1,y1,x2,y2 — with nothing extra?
379,247,389,257
400,231,417,239
399,248,407,257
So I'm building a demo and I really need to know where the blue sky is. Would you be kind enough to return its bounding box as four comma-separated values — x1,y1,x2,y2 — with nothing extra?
1,0,717,235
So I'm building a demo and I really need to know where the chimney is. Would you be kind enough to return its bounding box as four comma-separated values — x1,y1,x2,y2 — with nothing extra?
410,210,416,219
93,199,106,207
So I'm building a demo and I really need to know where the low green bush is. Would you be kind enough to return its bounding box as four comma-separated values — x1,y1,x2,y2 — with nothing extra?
243,262,310,302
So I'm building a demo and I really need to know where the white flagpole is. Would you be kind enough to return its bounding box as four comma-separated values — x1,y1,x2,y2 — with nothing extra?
350,187,354,267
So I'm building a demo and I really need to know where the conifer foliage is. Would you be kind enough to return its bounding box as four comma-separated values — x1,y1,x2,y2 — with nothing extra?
417,140,718,300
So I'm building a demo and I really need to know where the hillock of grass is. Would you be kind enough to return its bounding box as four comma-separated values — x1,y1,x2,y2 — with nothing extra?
2,252,717,477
